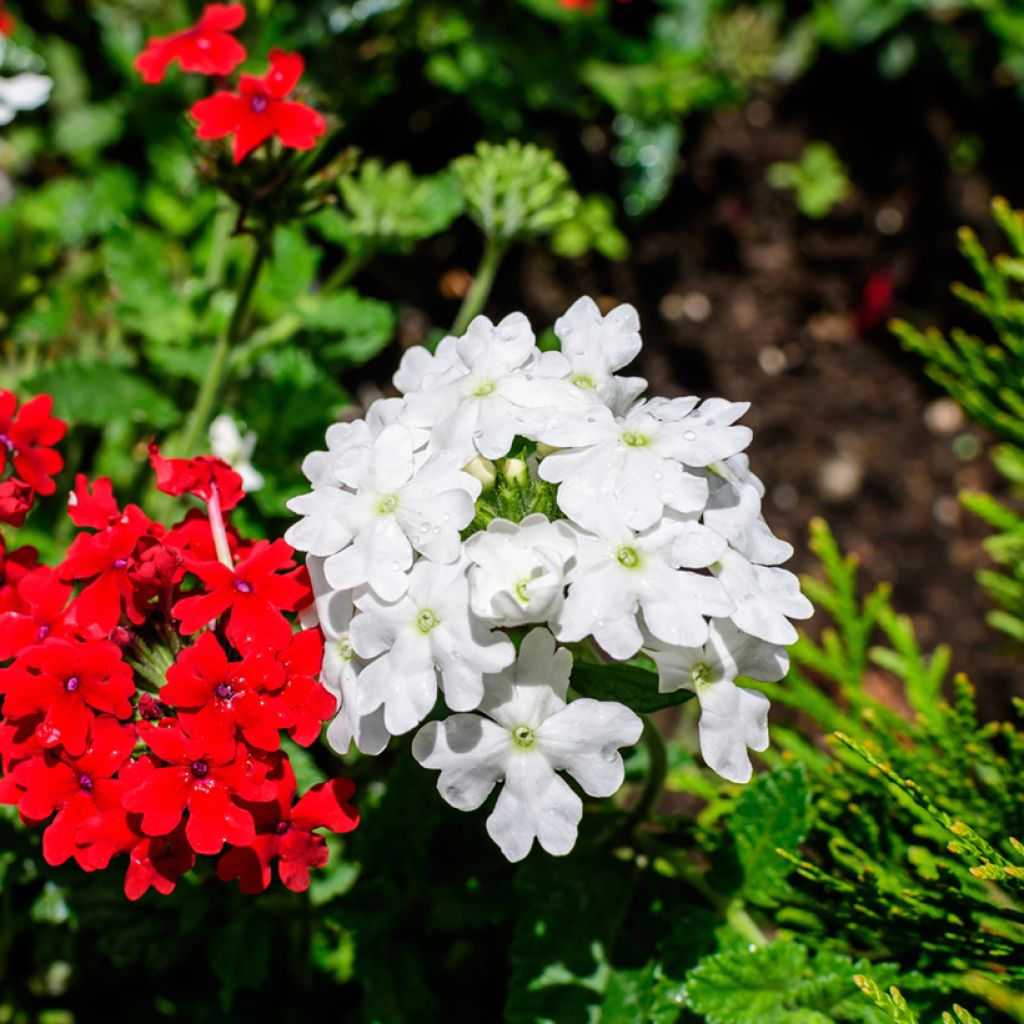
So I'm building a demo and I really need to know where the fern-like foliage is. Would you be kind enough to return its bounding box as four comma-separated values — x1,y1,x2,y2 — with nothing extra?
892,198,1024,642
758,520,1024,1011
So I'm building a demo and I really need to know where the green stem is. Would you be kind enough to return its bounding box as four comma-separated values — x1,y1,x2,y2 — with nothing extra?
632,717,668,824
323,249,369,292
177,230,271,458
452,236,508,335
204,206,234,287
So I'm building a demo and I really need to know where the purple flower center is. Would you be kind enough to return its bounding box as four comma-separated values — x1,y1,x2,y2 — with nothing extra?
78,774,93,792
113,558,129,569
274,821,290,836
233,578,253,594
0,433,15,454
190,759,209,779
64,676,80,693
214,683,234,701
249,93,269,114
36,624,50,642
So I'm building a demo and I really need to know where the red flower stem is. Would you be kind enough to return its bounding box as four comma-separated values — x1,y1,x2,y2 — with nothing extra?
207,486,234,569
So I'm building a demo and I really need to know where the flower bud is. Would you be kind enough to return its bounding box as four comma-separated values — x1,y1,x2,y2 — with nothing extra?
462,454,497,490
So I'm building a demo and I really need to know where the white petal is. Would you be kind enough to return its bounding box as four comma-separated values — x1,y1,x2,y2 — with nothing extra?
0,74,52,112
412,715,511,810
538,698,642,797
695,680,770,784
486,754,582,862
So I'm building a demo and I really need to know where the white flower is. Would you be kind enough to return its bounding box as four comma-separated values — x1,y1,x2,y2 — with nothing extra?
412,628,642,862
393,334,464,394
702,455,792,566
712,548,813,645
286,424,480,600
465,513,577,626
648,397,754,468
645,619,787,783
298,419,373,489
556,515,734,659
553,296,647,413
305,558,389,757
0,73,52,126
400,313,585,463
209,414,264,493
350,559,514,735
536,400,713,533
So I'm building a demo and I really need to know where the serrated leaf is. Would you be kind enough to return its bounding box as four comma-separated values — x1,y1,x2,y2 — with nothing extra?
731,763,811,903
23,361,180,428
570,661,695,713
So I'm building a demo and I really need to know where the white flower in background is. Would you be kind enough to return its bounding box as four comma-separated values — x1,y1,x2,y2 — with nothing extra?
350,560,514,735
291,296,811,863
305,557,389,757
645,619,788,783
712,548,813,645
553,296,647,413
557,515,734,659
465,513,577,626
286,424,479,600
0,72,51,126
412,628,642,861
536,399,727,533
400,313,585,463
209,414,264,493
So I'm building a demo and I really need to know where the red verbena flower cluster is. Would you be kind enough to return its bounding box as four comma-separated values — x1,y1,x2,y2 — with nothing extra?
0,1,15,37
0,391,66,528
134,3,326,164
0,392,356,901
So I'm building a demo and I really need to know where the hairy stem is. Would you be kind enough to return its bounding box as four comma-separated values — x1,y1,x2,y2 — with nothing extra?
452,235,508,335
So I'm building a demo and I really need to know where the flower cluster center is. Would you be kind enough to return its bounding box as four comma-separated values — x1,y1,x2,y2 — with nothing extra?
616,546,641,569
416,609,439,634
621,430,650,448
512,725,535,750
376,493,399,515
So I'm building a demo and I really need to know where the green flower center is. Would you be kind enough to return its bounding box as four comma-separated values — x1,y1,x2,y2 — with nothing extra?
376,493,399,515
473,381,496,397
616,546,641,569
571,374,596,390
512,725,535,750
337,636,354,661
622,431,650,447
690,662,713,686
416,609,439,634
514,578,531,603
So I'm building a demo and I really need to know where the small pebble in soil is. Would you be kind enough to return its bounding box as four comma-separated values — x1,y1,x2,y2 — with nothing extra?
745,99,772,127
817,452,865,503
772,483,799,511
758,345,787,376
932,495,960,527
923,397,965,435
875,206,904,235
680,291,712,322
952,432,982,461
807,312,855,345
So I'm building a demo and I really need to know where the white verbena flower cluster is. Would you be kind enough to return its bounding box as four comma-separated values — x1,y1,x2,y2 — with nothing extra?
289,297,812,862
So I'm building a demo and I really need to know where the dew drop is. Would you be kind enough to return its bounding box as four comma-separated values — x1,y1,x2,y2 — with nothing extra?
432,527,441,535
390,562,401,571
652,471,663,481
683,430,697,441
419,523,430,533
442,513,451,522
473,430,483,439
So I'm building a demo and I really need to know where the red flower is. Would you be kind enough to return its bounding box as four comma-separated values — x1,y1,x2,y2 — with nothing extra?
218,761,357,893
0,391,66,496
0,3,15,37
67,474,121,530
164,509,248,565
191,49,326,164
2,638,135,756
0,478,34,526
7,718,135,868
59,501,155,635
0,538,38,614
134,3,247,85
147,440,244,512
0,566,73,661
123,721,276,855
124,825,196,900
172,538,308,649
161,631,290,761
273,628,335,746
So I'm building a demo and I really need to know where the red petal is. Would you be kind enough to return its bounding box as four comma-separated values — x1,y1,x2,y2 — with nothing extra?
271,100,326,151
185,783,254,855
192,92,245,139
290,778,358,833
265,50,304,98
197,2,247,32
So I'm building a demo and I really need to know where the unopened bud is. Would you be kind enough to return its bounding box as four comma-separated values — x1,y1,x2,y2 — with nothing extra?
462,455,497,490
502,457,527,485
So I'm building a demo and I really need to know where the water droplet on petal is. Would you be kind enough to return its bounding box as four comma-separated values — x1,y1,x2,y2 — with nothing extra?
473,430,483,439
432,527,441,535
419,523,430,533
652,471,663,481
683,430,697,442
390,562,401,571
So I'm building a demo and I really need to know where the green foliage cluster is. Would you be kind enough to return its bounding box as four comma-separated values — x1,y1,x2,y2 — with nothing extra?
894,199,1024,644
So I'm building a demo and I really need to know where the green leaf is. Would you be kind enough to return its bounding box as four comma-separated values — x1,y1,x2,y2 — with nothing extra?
686,942,894,1024
767,142,850,219
23,361,180,428
209,912,271,1009
551,194,630,261
570,661,695,713
730,763,811,903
